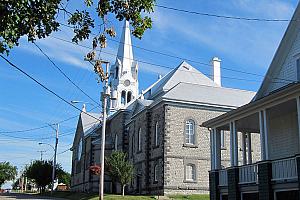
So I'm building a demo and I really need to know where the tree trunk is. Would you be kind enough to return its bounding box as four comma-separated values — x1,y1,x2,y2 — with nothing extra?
122,185,125,196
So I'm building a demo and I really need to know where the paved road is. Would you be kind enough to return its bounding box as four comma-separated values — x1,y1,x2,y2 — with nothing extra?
0,193,66,200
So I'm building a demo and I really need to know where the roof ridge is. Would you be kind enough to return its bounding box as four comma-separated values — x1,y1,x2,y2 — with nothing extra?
173,82,256,93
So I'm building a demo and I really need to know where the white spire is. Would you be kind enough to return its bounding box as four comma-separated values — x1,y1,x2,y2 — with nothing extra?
116,20,134,73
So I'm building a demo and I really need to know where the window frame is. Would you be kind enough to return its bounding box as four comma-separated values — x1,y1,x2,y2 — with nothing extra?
114,134,118,151
138,128,142,152
183,119,197,147
154,163,159,183
154,122,159,147
184,163,197,183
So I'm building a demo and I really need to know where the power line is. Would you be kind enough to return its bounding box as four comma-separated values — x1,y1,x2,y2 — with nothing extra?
0,55,102,124
50,36,292,84
155,4,295,22
34,42,101,107
59,22,267,79
57,22,294,83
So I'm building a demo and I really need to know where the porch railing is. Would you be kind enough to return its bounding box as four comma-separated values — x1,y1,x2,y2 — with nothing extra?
219,169,228,186
272,157,298,181
239,164,258,184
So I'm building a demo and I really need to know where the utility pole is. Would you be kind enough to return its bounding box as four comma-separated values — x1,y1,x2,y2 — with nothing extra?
37,150,46,161
88,58,110,200
50,123,59,195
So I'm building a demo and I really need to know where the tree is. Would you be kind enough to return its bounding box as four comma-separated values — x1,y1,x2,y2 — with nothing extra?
105,151,133,196
0,0,155,55
0,162,17,187
56,169,71,187
24,160,63,192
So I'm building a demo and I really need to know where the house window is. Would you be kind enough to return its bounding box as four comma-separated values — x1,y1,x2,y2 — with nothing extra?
185,164,196,181
154,164,159,182
114,134,118,151
221,130,225,149
155,122,159,146
138,128,142,151
185,120,195,145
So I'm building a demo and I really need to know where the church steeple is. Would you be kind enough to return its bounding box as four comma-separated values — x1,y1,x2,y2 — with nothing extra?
116,20,134,73
109,21,139,113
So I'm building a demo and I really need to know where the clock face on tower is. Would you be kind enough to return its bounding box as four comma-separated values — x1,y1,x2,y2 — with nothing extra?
124,79,131,87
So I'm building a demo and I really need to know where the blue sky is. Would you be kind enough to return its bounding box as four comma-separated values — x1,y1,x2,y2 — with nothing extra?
0,0,299,188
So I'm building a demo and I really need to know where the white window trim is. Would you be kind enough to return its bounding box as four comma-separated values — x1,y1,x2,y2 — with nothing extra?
185,164,196,181
185,120,195,145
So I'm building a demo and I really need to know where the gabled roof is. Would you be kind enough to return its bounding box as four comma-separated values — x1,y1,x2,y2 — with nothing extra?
144,61,219,99
131,99,153,117
253,2,300,100
79,111,102,136
163,82,255,109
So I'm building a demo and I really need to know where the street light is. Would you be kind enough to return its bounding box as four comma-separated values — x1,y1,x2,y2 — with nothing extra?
71,101,94,111
39,142,55,151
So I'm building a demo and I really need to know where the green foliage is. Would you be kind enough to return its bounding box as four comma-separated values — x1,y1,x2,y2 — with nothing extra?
0,0,61,54
0,0,155,54
105,151,134,196
57,171,71,187
24,160,63,190
0,162,17,187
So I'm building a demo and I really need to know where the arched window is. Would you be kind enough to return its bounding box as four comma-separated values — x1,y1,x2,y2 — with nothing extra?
185,119,195,145
121,91,126,105
154,164,159,182
185,164,196,181
114,134,118,151
155,122,159,146
138,128,142,151
115,67,119,78
78,138,82,160
127,91,132,103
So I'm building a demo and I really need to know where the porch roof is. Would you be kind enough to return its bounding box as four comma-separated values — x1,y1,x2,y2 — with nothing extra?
202,82,300,128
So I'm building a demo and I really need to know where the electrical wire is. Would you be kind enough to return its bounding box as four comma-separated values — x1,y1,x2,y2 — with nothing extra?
33,42,101,107
0,55,102,123
155,4,295,22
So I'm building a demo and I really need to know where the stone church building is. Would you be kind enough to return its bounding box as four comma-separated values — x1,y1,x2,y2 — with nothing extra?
70,21,259,195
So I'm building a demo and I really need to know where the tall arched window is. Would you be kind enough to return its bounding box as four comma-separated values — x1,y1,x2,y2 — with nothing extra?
114,134,118,151
121,91,126,105
185,119,195,145
127,91,132,103
155,122,159,146
138,128,142,151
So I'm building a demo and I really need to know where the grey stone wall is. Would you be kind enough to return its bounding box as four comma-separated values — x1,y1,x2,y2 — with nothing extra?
163,105,225,195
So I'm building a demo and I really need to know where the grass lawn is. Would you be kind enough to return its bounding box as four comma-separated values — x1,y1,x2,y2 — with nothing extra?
43,191,209,200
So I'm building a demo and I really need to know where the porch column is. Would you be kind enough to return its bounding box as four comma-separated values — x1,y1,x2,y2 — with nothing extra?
259,110,269,160
247,133,252,164
210,129,215,170
214,128,221,170
242,132,247,165
296,96,300,150
230,121,238,166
